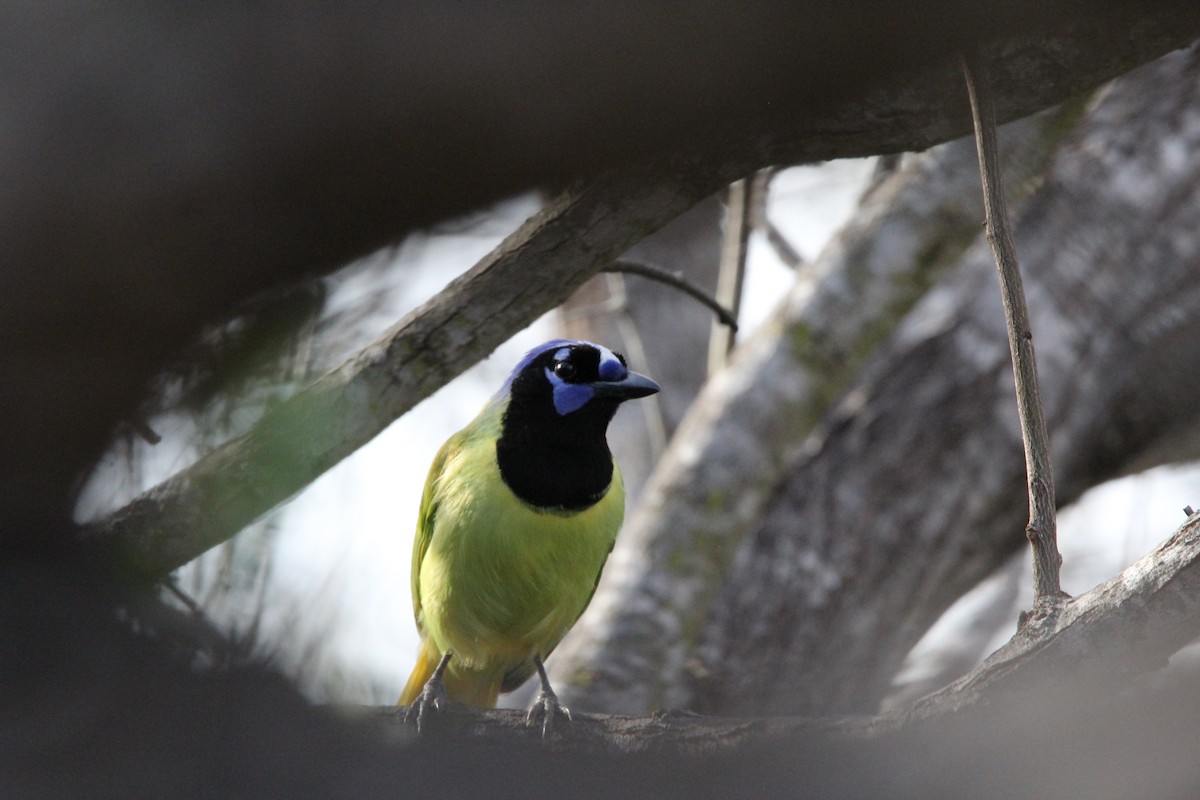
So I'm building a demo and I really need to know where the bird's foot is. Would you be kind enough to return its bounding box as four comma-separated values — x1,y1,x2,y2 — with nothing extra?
403,677,449,733
526,685,572,739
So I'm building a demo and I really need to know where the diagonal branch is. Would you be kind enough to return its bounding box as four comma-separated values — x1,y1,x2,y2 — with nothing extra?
748,167,807,270
894,509,1200,726
551,102,1078,715
962,49,1065,606
79,158,754,580
72,16,1200,588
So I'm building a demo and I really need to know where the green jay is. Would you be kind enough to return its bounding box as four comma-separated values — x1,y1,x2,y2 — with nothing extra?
400,339,660,728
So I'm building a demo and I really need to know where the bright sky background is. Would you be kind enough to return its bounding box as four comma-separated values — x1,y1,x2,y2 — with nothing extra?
78,157,1200,704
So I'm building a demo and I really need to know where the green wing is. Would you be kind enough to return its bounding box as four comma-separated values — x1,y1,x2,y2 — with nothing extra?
410,432,461,634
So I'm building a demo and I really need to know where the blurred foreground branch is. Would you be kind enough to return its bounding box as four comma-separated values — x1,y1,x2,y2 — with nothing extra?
61,10,1200,579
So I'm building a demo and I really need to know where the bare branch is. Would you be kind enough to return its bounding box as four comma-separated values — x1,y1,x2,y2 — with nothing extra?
962,49,1065,606
707,180,752,373
860,153,905,202
761,218,807,271
79,160,755,579
748,168,807,270
897,509,1200,724
604,260,739,332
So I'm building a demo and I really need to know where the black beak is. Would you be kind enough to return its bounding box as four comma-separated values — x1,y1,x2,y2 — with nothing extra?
590,370,661,401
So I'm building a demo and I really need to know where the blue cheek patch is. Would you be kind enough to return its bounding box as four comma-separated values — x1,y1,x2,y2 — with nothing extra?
545,367,594,415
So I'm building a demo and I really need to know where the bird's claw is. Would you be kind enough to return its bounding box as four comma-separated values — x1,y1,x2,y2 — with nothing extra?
403,677,448,733
526,687,572,738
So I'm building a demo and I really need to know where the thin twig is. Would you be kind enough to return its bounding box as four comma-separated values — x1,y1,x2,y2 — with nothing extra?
762,218,806,271
860,152,904,202
707,179,752,374
161,577,204,617
962,49,1065,607
604,260,739,332
127,418,163,446
748,168,806,270
602,272,670,456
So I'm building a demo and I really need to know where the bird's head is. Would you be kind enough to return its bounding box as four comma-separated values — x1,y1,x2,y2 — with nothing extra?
501,339,659,426
494,340,658,508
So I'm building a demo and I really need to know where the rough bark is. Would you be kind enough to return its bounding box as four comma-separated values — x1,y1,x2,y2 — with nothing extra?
8,6,1200,799
553,44,1200,716
698,45,1200,716
550,99,1080,713
79,167,744,579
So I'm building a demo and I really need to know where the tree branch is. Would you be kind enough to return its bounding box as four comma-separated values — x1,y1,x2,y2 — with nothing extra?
707,179,752,373
10,4,1194,551
746,168,808,271
78,160,755,579
895,508,1200,725
603,260,739,332
551,103,1078,714
389,509,1200,750
962,49,1065,607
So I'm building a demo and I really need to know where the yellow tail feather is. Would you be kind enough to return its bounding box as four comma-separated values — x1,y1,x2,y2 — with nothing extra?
398,640,437,706
398,640,502,709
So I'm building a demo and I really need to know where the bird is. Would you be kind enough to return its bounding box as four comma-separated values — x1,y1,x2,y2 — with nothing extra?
398,339,660,732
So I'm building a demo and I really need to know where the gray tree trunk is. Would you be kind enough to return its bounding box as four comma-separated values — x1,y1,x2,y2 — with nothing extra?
553,45,1200,716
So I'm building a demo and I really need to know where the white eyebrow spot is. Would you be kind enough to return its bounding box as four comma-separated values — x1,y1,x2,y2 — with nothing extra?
554,347,571,362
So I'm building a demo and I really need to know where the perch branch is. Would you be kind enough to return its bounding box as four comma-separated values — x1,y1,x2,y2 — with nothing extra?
387,510,1200,749
896,508,1200,725
962,48,1065,606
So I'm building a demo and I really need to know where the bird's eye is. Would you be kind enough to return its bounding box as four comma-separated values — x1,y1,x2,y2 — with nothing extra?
554,361,577,380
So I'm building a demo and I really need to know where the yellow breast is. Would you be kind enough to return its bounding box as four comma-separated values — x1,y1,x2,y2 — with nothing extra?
416,433,623,671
